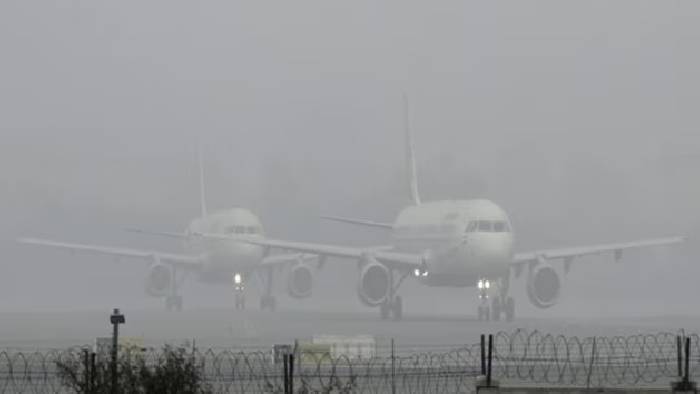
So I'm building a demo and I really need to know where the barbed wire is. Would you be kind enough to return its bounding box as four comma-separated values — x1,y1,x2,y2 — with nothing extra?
491,329,700,388
0,329,697,393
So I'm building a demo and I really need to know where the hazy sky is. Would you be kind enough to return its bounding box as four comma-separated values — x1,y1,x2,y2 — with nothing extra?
0,1,698,316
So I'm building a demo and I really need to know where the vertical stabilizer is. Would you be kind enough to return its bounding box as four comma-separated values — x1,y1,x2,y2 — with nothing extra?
197,145,208,218
403,94,421,206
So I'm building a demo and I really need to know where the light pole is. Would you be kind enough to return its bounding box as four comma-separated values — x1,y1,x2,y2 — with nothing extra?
110,308,125,394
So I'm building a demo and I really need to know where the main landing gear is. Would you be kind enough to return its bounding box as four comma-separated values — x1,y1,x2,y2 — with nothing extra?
379,269,410,321
165,267,186,311
258,267,276,312
165,295,183,311
477,277,515,322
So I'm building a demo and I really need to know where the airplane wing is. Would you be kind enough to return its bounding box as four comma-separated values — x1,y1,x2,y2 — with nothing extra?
198,233,423,269
260,253,318,267
320,215,394,230
17,237,205,268
512,236,685,268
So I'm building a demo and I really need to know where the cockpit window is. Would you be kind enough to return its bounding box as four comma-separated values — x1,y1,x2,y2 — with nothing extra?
478,221,492,232
224,225,259,234
493,221,506,232
467,220,510,233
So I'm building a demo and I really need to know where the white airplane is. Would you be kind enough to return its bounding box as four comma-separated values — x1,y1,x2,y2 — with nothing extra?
18,151,317,311
194,103,685,321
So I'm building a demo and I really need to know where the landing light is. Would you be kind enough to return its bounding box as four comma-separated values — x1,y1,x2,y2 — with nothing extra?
478,280,484,289
414,269,421,277
233,273,242,285
485,280,490,289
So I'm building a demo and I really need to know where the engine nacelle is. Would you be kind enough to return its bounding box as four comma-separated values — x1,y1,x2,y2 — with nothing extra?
145,263,173,297
357,260,390,307
526,263,561,309
287,263,314,299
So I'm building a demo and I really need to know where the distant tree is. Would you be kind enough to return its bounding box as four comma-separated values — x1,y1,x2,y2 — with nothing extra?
56,345,211,394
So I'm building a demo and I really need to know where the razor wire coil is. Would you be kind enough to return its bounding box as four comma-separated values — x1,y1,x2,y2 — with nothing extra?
0,329,697,393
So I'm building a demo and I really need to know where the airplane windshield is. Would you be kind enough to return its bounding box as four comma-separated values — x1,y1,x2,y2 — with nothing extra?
467,220,510,233
478,221,492,232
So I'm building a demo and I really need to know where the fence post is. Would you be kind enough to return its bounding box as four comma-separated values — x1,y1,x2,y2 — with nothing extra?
109,308,125,394
672,335,697,392
90,352,96,394
678,335,684,378
283,353,289,394
487,334,493,387
391,338,396,394
685,337,691,384
83,349,90,394
289,354,295,394
586,337,596,389
480,334,486,376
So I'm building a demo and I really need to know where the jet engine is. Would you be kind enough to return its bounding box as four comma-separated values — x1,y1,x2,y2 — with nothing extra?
145,263,172,297
526,263,561,309
357,260,390,306
287,263,314,299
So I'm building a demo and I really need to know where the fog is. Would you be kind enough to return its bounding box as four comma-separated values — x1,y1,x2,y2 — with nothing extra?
0,1,698,318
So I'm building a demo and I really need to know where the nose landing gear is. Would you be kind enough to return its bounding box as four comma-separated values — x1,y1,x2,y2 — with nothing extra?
233,272,246,310
476,277,515,322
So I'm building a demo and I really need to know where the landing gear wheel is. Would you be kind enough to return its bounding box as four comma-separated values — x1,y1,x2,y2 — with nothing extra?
235,293,246,310
477,305,490,321
380,302,390,320
491,297,502,322
165,295,183,312
392,296,403,321
504,297,515,322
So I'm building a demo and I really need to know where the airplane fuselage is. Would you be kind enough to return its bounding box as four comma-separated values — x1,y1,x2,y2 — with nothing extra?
184,208,266,283
392,199,514,287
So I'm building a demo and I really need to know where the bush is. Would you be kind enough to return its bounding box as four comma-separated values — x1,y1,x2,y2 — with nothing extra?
56,345,211,394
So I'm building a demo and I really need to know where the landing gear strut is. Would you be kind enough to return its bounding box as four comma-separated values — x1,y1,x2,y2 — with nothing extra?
477,277,515,322
165,295,183,311
379,269,408,321
233,272,246,310
164,267,186,311
257,268,277,311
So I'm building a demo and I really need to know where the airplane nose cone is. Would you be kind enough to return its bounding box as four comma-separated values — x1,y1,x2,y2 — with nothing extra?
473,235,513,265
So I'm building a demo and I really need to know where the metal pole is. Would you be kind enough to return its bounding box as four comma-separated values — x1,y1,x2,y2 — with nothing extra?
685,337,691,383
487,334,493,387
480,334,486,376
391,338,396,394
109,308,125,394
678,336,684,378
283,354,289,394
90,352,96,394
83,349,90,393
289,354,294,394
586,337,596,389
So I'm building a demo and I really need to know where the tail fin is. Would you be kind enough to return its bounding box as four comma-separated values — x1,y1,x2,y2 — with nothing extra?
403,94,421,205
197,145,208,218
